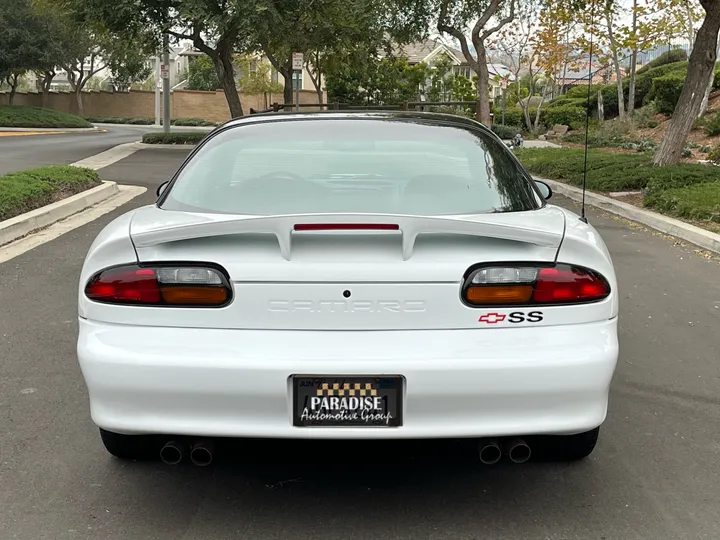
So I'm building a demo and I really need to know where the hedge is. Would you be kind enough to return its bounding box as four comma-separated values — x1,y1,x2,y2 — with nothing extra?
141,132,208,145
86,116,217,126
651,71,687,114
0,165,101,222
491,124,522,139
515,148,720,194
644,182,720,223
0,106,92,128
543,105,587,129
636,49,688,75
495,108,524,127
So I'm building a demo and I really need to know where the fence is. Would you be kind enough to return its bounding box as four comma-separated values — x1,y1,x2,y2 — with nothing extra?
250,100,480,114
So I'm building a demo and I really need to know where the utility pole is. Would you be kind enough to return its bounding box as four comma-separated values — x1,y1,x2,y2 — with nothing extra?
154,54,161,126
162,33,171,134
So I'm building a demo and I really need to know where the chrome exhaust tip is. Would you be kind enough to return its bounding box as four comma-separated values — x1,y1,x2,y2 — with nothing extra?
160,440,185,465
506,438,531,464
190,440,214,467
478,440,502,465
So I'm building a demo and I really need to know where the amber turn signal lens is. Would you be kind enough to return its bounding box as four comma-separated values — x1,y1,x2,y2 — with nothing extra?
160,286,228,305
465,285,534,305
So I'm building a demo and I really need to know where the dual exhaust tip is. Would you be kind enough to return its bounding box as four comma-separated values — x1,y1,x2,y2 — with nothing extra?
160,440,214,466
478,438,531,464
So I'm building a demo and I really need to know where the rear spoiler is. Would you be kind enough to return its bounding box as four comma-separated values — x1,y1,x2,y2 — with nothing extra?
130,210,565,261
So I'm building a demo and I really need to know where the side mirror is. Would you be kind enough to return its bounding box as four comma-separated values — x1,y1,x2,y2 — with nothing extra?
535,180,552,200
156,181,169,198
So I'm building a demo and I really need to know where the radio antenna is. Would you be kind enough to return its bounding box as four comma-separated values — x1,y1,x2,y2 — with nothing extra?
580,0,596,224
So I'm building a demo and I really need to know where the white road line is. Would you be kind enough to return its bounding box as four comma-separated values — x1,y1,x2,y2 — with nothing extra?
0,186,146,264
70,142,142,170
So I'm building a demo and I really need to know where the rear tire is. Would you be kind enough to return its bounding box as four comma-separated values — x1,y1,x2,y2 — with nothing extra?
550,427,600,461
99,429,155,460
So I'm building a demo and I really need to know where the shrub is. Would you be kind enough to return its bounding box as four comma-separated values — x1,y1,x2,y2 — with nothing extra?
544,105,587,129
141,132,208,145
496,108,524,127
708,145,720,163
0,106,92,128
697,111,720,136
651,71,687,114
546,97,588,109
565,85,603,99
515,148,720,196
632,103,658,128
644,182,720,223
0,165,101,221
171,117,217,127
491,124,521,139
637,49,688,75
701,145,712,154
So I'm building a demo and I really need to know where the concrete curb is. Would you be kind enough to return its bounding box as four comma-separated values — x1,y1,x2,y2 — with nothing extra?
537,176,720,254
0,181,119,248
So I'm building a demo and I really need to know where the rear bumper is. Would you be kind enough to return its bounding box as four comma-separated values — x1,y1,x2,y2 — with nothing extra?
77,318,619,439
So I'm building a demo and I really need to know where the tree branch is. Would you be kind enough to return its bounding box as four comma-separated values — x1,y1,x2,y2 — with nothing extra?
480,0,517,42
437,0,478,70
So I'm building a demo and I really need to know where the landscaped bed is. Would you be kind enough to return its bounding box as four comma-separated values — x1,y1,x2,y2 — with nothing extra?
515,148,720,229
141,132,208,145
86,116,218,127
0,106,92,129
0,166,101,222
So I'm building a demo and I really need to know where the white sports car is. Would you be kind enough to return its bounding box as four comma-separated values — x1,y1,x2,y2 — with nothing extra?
77,111,619,466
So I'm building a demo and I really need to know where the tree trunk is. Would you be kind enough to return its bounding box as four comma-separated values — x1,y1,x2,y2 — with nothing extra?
75,87,84,116
654,4,720,165
697,42,720,117
627,0,639,117
474,46,491,125
283,73,294,106
628,49,638,116
598,90,605,122
212,46,243,118
42,71,55,108
612,50,625,120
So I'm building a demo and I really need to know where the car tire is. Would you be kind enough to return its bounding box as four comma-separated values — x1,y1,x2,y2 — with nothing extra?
550,427,600,461
99,428,155,460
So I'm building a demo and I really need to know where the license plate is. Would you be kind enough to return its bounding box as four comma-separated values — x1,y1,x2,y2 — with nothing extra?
292,376,403,427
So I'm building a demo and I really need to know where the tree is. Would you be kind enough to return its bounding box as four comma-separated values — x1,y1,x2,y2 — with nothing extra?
654,0,720,165
236,54,283,108
0,0,66,105
187,55,221,91
105,36,154,91
51,0,269,118
436,0,519,124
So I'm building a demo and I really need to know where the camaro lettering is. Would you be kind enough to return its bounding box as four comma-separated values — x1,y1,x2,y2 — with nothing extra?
268,300,426,313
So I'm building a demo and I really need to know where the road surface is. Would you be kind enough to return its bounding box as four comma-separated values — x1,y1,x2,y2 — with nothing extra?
0,125,161,175
1,148,719,540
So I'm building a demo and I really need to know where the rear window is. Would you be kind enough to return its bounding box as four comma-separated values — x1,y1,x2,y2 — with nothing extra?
160,118,541,216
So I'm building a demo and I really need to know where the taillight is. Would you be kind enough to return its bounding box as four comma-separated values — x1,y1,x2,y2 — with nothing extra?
462,264,610,306
85,264,232,307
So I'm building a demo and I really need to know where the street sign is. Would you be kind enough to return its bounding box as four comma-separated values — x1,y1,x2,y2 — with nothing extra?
161,64,169,79
292,52,304,71
501,76,509,90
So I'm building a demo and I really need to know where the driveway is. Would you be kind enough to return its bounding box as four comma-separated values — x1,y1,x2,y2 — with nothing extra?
0,148,719,540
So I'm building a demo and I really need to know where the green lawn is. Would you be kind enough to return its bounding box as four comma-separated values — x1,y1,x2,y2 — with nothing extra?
0,166,101,222
515,148,720,226
0,106,92,129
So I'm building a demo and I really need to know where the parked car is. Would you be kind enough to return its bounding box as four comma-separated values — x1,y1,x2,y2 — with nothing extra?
77,111,619,465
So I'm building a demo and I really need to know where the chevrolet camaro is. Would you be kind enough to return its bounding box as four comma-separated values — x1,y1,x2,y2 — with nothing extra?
77,111,619,465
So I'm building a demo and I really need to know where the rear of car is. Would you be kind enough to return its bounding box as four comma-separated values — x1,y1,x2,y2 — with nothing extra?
77,113,618,463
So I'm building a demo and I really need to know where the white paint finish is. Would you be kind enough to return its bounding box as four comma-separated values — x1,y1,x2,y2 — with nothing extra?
128,205,567,261
538,176,720,254
0,186,145,265
70,142,142,170
0,181,119,248
77,318,618,438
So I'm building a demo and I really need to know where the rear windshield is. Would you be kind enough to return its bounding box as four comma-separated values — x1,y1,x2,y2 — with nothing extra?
160,118,541,216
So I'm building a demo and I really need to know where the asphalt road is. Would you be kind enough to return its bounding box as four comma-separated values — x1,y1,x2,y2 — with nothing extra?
0,125,162,175
1,148,719,540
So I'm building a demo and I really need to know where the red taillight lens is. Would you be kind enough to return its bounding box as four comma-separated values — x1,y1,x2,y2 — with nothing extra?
85,266,161,304
85,264,231,307
463,264,610,306
533,266,610,303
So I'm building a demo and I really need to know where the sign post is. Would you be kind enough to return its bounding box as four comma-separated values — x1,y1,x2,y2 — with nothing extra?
292,52,303,111
501,76,509,126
